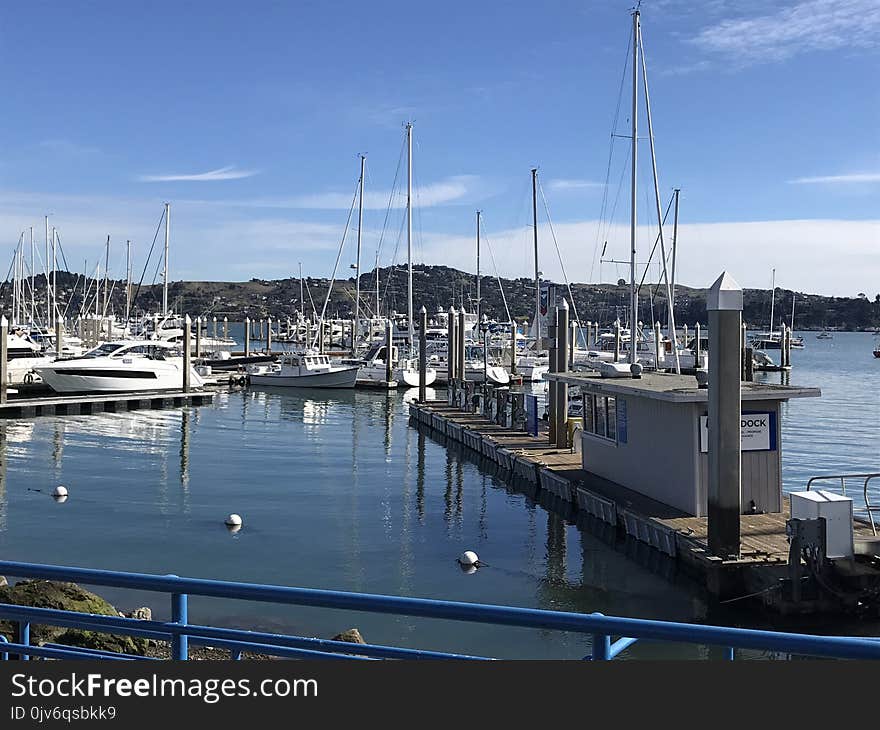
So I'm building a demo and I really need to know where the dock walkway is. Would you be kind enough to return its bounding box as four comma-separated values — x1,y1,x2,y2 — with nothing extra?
409,400,876,608
0,390,214,418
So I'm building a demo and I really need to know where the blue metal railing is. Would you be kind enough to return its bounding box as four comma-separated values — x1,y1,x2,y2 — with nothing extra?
0,559,878,661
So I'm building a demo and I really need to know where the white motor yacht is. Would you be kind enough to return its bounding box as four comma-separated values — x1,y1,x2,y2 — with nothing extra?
34,340,204,394
248,351,359,388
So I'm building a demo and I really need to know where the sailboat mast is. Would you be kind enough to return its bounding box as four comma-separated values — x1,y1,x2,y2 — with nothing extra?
375,251,380,319
125,239,132,324
671,188,680,322
299,261,304,317
29,227,34,326
52,227,57,329
163,202,170,316
639,22,680,373
45,216,50,329
354,154,365,343
791,293,796,331
476,210,481,324
406,122,414,348
103,235,110,316
629,9,639,366
531,168,540,351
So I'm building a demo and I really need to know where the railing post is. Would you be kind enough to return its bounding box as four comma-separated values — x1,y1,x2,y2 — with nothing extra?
15,621,30,661
592,633,611,660
171,584,189,660
725,646,735,661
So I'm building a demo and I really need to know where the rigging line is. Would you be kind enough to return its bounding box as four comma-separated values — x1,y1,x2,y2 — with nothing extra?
644,192,676,301
129,207,167,321
480,226,512,324
311,178,360,349
381,206,408,307
590,24,633,284
537,179,581,327
50,232,84,320
375,132,407,264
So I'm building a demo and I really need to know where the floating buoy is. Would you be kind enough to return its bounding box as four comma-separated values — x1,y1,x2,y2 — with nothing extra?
458,562,477,575
458,550,479,567
53,485,68,498
225,513,242,528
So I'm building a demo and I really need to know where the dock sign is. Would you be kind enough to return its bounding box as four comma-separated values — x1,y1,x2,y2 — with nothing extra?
699,411,775,453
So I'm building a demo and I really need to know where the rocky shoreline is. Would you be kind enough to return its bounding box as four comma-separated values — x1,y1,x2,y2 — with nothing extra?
0,578,366,660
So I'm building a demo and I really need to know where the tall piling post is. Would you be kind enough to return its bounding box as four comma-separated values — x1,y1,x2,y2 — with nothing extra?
548,309,558,444
457,308,466,384
555,299,570,449
55,317,63,359
695,323,702,369
266,316,272,353
654,320,662,371
385,320,393,385
222,316,228,340
707,272,742,560
195,317,202,358
613,319,621,363
418,306,427,402
510,321,517,375
447,307,457,382
183,315,192,392
683,323,689,350
244,317,250,357
569,318,577,369
0,317,7,404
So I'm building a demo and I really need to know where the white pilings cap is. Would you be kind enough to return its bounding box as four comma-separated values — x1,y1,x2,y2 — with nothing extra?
707,271,743,311
559,298,568,310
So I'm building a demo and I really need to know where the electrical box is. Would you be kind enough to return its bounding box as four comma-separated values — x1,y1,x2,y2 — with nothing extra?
790,490,854,559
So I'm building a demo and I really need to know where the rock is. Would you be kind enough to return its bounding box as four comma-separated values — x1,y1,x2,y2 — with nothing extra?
0,580,150,656
332,628,365,644
0,576,7,588
128,607,152,621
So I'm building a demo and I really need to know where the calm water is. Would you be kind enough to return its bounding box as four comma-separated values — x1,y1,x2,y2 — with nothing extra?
0,329,876,658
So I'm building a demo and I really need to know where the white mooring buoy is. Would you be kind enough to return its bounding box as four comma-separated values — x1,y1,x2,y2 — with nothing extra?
225,513,242,529
458,550,479,567
53,485,68,498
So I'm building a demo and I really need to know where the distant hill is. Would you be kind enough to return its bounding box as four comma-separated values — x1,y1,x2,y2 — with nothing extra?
4,266,879,331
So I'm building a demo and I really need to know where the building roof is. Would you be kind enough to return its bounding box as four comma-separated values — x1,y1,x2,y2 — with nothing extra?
544,371,821,403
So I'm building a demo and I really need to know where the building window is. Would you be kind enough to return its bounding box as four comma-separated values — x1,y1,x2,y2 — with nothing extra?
584,393,617,443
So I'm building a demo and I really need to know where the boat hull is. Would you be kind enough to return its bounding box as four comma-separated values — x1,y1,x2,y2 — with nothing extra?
249,366,359,389
35,362,203,394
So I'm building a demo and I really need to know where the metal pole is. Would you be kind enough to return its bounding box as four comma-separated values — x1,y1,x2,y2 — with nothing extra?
419,306,427,402
476,210,481,324
707,272,742,559
183,315,192,391
457,308,466,385
385,320,393,385
548,310,558,444
125,239,132,326
45,217,50,330
447,307,457,382
244,317,250,357
629,10,639,366
406,123,414,351
654,320,662,371
510,321,517,375
102,235,109,316
171,590,188,661
0,317,7,404
531,168,541,352
614,319,621,363
355,154,365,343
29,227,34,327
163,203,170,315
556,300,569,449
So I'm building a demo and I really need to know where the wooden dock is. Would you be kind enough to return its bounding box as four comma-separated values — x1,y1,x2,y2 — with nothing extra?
408,400,878,612
0,390,214,419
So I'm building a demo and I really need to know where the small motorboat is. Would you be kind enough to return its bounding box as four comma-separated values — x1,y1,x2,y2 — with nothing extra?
248,350,359,388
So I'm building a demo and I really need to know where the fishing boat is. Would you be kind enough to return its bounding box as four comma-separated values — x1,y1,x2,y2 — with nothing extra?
816,330,833,340
248,351,359,388
35,340,204,394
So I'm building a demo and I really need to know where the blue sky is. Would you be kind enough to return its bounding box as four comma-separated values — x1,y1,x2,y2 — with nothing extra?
0,0,877,296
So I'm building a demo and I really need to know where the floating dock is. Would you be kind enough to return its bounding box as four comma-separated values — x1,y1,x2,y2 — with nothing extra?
408,399,879,614
0,390,214,419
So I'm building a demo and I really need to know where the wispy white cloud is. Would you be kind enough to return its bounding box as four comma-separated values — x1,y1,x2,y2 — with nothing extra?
240,175,482,210
137,166,259,182
789,172,880,184
37,139,102,157
689,0,880,64
546,179,605,191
